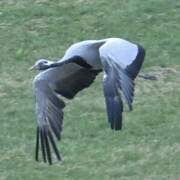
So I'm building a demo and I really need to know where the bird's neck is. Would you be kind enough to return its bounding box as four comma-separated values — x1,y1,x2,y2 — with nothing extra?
47,60,68,69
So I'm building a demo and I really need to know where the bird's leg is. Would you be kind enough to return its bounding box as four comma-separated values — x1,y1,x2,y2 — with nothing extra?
138,73,157,80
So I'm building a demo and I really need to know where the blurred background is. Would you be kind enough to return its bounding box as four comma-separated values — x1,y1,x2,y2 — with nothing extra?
0,0,180,179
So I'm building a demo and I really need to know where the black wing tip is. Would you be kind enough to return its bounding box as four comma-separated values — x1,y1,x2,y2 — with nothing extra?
110,117,123,131
110,125,121,130
106,96,123,131
40,128,47,163
36,126,62,165
110,124,122,130
44,128,52,165
35,127,40,162
35,154,39,162
114,126,122,131
129,104,133,111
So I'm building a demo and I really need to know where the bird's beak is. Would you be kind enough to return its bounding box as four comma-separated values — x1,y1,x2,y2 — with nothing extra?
29,64,36,71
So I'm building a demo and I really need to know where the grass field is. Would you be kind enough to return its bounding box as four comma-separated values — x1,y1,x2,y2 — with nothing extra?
0,0,180,179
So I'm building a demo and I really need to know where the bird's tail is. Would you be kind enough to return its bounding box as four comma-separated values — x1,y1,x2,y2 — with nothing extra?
138,73,157,80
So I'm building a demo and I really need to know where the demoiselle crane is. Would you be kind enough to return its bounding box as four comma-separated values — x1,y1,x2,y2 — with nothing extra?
30,38,147,164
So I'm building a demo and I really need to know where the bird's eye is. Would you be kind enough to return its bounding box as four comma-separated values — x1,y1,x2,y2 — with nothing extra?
43,61,48,64
41,61,48,66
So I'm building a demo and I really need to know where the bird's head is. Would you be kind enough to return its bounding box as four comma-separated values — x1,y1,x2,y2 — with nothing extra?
29,59,53,71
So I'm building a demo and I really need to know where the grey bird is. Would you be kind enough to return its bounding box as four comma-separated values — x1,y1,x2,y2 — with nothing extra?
30,38,147,165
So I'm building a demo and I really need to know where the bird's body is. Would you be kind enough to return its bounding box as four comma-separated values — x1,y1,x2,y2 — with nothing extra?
57,38,139,69
61,39,106,68
31,38,146,164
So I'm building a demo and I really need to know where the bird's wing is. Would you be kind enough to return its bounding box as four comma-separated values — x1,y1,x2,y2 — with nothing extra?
99,38,145,130
33,62,100,164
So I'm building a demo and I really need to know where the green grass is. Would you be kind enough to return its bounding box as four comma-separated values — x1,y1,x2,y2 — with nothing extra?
0,0,180,179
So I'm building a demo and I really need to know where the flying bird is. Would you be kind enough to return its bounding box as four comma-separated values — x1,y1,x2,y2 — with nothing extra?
30,38,146,165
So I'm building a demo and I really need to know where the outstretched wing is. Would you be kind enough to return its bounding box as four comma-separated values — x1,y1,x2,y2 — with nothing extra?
99,38,145,130
33,79,64,164
33,62,101,164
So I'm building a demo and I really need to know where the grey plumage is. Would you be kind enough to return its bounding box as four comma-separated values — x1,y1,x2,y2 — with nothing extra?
33,63,101,164
31,38,146,164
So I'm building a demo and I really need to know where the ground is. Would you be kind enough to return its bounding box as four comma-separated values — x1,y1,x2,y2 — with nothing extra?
0,0,180,180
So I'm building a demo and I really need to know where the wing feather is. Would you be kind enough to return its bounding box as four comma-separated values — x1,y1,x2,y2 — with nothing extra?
103,62,123,130
99,39,145,130
33,62,100,164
